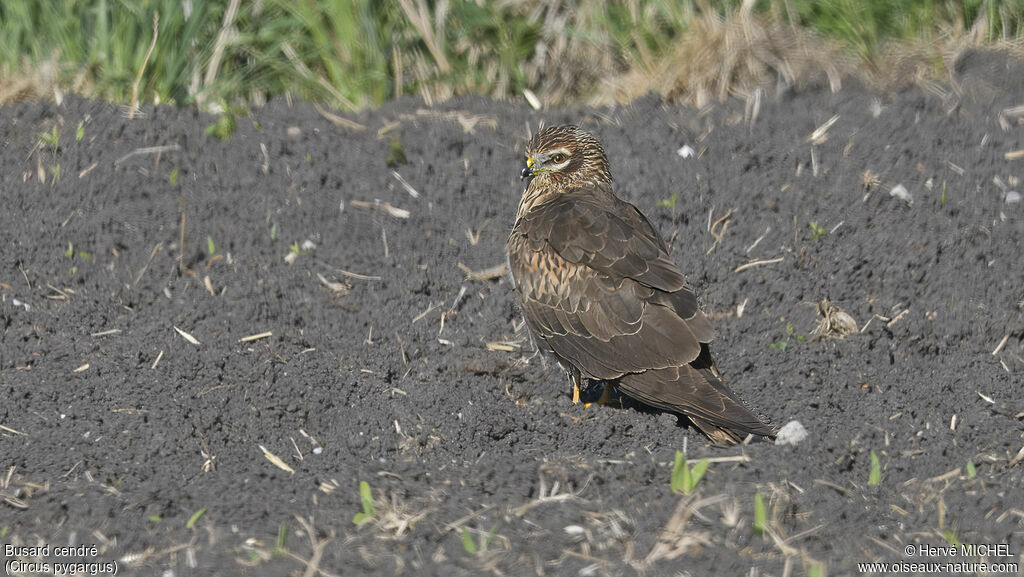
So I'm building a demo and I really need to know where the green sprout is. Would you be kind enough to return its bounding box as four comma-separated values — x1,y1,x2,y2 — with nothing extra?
670,450,709,495
148,515,162,523
186,507,206,529
65,242,90,275
965,459,976,479
657,192,678,210
386,138,407,167
753,492,767,535
944,530,960,548
207,236,216,255
461,524,499,556
170,169,179,185
274,523,288,555
39,125,60,154
808,221,827,241
65,243,91,260
76,122,85,141
868,450,881,485
352,481,375,525
461,529,477,555
770,322,803,350
940,180,947,208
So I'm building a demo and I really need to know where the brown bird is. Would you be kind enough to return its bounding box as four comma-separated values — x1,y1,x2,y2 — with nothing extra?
506,125,775,445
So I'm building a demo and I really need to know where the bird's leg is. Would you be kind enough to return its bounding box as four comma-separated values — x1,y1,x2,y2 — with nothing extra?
566,367,583,404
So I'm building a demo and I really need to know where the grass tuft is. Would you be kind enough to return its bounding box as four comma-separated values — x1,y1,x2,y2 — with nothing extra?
3,1,1023,108
205,112,236,140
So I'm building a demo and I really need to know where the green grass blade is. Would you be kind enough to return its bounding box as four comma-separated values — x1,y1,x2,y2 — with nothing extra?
461,528,477,555
186,507,206,529
359,480,374,516
670,450,686,493
868,450,881,485
688,458,710,491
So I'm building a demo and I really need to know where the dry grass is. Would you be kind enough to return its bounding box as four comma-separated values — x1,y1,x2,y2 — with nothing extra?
810,299,858,341
603,2,850,108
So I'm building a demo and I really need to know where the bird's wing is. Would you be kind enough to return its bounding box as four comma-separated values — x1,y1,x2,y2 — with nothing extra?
510,185,714,380
520,186,687,293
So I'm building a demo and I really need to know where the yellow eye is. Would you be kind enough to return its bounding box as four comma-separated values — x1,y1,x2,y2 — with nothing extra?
551,153,568,164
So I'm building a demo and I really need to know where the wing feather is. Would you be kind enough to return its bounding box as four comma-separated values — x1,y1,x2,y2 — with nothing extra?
522,185,689,292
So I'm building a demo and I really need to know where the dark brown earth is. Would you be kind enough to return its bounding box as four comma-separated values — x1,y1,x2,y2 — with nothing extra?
3,50,1024,576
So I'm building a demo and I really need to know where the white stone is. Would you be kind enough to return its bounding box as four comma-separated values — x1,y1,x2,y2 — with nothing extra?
676,145,696,159
889,184,913,205
775,420,808,446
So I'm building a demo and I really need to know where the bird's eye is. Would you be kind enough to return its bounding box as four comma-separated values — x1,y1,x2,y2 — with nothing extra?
551,153,568,164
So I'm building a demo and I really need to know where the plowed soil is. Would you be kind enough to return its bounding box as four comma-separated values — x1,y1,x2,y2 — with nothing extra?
2,50,1023,576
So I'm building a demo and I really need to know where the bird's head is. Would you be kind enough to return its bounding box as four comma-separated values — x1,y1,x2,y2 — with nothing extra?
520,125,611,186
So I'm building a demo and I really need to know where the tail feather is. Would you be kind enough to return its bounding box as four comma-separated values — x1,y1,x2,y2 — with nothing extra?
615,345,775,445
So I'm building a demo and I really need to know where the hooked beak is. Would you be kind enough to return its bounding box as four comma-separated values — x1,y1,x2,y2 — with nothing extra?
520,156,535,180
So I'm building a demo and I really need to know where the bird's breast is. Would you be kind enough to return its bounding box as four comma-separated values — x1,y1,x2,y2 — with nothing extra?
507,231,589,308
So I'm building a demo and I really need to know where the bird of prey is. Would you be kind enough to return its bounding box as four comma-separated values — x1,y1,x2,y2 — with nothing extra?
506,125,775,445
